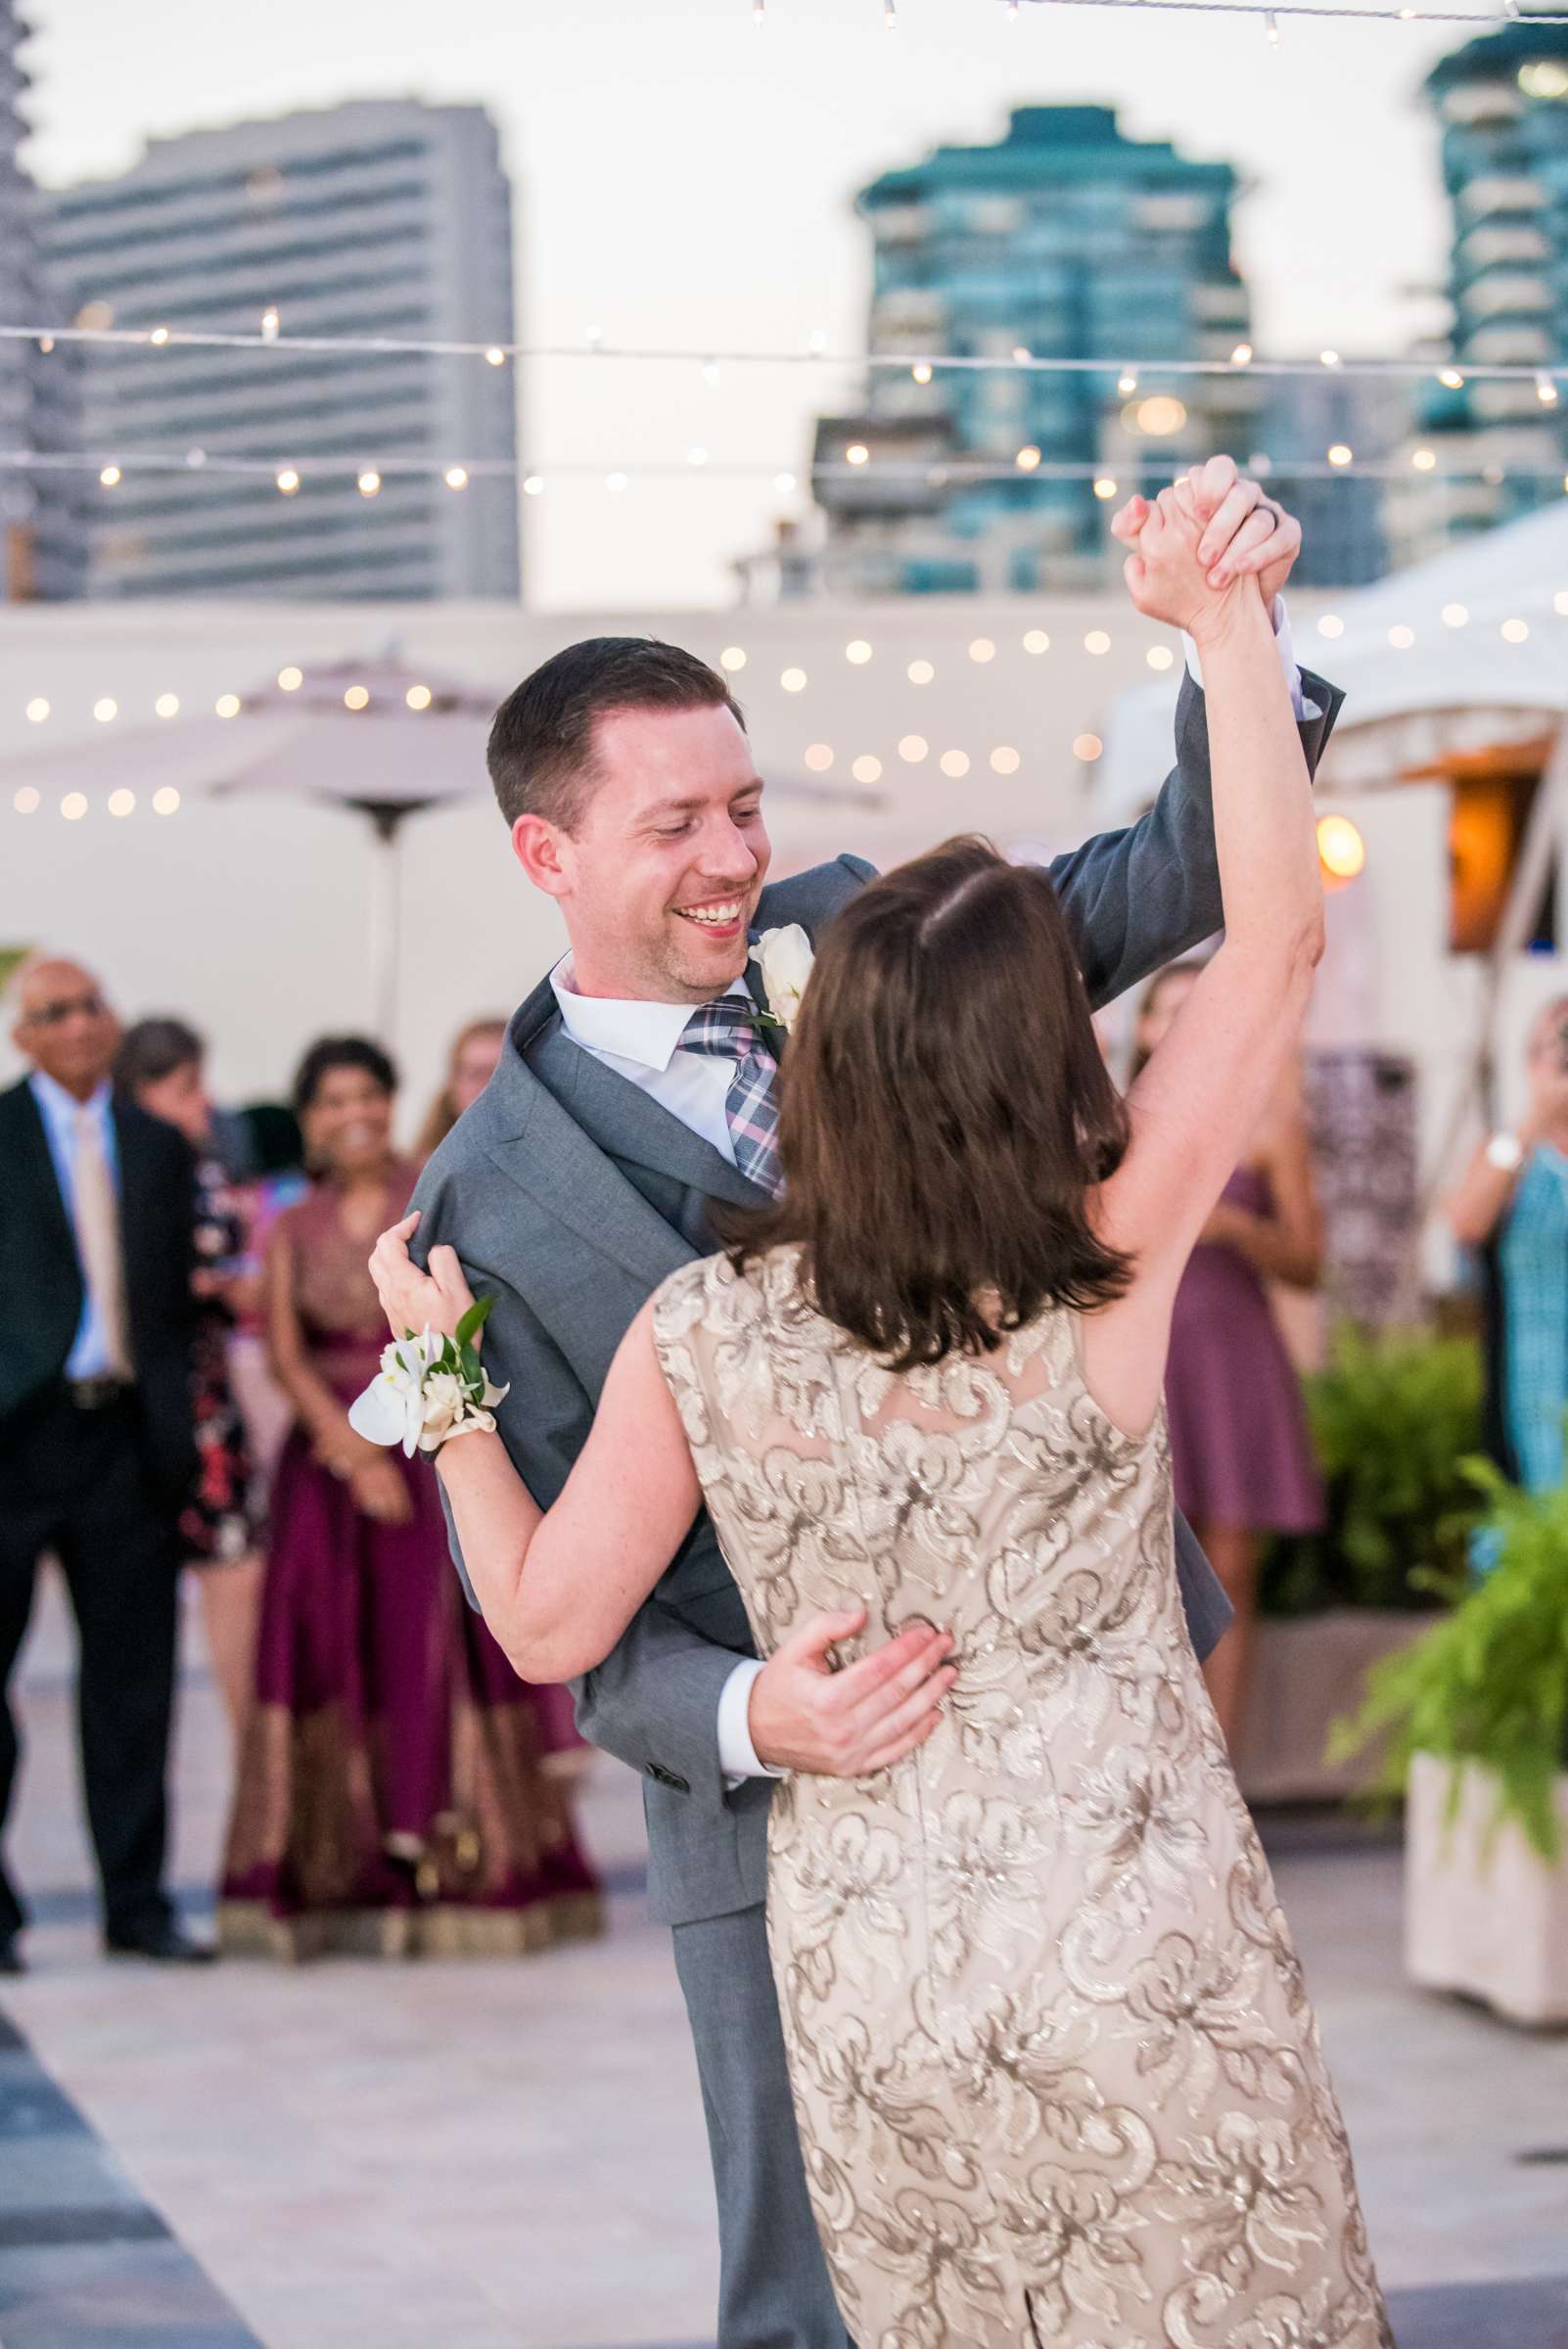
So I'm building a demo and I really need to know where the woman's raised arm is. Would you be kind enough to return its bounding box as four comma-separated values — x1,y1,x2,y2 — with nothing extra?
1084,491,1324,1433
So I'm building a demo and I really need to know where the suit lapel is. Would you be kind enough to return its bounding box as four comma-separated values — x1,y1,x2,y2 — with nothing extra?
7,1082,78,1258
536,1021,764,1212
484,999,764,1295
112,1099,158,1301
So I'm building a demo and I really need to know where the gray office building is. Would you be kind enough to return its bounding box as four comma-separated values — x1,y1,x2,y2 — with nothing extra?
36,100,522,600
0,1,82,600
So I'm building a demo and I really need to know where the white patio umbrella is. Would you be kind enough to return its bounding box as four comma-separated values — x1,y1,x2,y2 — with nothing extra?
5,647,888,1038
6,649,497,1036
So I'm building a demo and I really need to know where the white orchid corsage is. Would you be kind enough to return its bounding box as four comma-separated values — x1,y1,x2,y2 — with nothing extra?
348,1295,510,1457
752,923,813,1033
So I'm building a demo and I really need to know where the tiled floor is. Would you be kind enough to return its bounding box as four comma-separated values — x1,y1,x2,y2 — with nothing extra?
2,1567,1566,2348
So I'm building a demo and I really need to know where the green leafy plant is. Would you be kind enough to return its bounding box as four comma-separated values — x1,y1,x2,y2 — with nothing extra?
1259,1327,1484,1617
1329,1458,1568,1860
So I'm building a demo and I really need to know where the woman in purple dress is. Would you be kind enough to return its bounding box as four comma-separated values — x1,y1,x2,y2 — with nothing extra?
1133,966,1326,1745
219,1036,601,1959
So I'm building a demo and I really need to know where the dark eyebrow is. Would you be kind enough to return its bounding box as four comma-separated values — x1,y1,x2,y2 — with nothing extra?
643,779,765,819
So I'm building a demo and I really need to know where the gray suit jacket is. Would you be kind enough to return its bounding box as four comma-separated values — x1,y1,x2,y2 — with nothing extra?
410,666,1344,1928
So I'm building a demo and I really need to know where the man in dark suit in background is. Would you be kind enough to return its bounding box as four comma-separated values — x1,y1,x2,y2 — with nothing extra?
0,957,210,1969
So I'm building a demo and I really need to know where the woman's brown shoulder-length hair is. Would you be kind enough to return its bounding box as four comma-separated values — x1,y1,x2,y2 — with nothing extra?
721,837,1132,1370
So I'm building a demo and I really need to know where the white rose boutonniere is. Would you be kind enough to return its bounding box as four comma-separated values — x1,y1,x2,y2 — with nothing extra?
753,924,814,1033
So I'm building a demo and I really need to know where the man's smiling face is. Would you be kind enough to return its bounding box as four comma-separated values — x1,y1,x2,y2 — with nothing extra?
517,702,772,1003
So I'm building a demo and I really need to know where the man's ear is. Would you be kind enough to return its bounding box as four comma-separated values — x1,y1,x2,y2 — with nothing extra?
511,812,571,898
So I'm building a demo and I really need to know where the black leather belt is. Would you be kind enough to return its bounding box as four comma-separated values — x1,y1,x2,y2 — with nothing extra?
63,1376,130,1411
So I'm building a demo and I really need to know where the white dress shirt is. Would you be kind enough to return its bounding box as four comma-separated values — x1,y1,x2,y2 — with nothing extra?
550,957,780,1781
551,603,1314,1782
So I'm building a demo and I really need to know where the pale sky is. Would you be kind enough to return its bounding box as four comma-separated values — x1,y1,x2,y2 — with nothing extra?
21,0,1463,609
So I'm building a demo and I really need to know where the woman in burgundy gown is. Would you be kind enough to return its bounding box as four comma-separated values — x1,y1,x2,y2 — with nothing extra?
1134,967,1326,1746
220,1036,600,1959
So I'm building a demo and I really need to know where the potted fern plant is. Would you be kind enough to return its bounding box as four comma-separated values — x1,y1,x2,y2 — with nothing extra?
1235,1329,1480,1803
1331,1462,1568,2025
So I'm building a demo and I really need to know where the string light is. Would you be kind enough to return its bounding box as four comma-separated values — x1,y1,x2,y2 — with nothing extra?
62,793,87,821
1389,624,1415,649
720,646,748,671
884,0,898,23
804,744,833,772
8,446,1568,495
153,788,180,816
907,659,935,684
406,684,433,711
156,691,180,716
14,787,40,813
899,734,929,762
1439,367,1465,390
1074,734,1104,763
1501,618,1530,643
781,667,807,692
0,320,1563,391
149,326,169,346
1317,615,1345,639
1023,631,1050,655
991,747,1022,775
1005,0,1568,23
1316,814,1365,882
344,684,371,710
93,697,116,722
853,755,884,783
277,667,303,691
1328,443,1353,466
109,790,135,818
941,751,971,778
912,362,933,385
846,442,870,466
1442,604,1469,628
969,637,997,664
846,638,873,664
215,693,241,717
260,306,279,342
1540,375,1560,409
1411,447,1437,471
1147,645,1176,670
1266,10,1280,40
25,697,48,722
1118,372,1138,396
1084,629,1112,655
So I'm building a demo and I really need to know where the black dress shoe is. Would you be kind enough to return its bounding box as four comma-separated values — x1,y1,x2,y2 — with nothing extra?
104,1921,216,1965
0,1936,23,1976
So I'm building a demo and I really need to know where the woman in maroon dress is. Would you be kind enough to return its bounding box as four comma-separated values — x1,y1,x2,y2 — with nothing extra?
219,1036,600,1959
1133,967,1326,1746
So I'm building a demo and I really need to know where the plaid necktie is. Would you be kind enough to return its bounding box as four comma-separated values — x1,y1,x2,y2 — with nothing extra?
681,997,783,1198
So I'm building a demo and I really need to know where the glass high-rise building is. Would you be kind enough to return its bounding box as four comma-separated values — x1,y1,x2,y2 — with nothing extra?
36,100,521,601
1393,8,1568,564
802,105,1260,597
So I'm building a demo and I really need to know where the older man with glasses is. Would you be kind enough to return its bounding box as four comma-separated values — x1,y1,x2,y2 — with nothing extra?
0,958,209,1969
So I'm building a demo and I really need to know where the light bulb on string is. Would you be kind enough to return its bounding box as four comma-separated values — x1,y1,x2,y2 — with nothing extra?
1266,12,1280,44
260,306,279,342
1538,375,1559,408
703,359,721,390
753,0,763,23
1118,372,1137,396
884,0,897,23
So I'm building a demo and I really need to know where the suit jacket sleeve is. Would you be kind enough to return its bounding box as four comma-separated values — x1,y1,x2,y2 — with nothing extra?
1047,666,1344,1013
406,1154,740,1803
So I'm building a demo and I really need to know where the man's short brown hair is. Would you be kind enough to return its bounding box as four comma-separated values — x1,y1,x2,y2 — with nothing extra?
487,636,746,834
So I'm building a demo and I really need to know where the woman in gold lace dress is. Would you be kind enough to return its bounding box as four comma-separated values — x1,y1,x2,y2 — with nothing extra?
364,490,1390,2343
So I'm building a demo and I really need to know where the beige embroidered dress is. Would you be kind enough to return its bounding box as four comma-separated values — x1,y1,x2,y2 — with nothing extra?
652,1246,1390,2349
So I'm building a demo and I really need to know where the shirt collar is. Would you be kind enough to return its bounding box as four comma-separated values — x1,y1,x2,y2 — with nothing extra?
550,954,750,1075
29,1069,112,1135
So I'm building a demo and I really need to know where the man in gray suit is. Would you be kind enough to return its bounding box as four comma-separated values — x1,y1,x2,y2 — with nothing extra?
410,467,1342,2348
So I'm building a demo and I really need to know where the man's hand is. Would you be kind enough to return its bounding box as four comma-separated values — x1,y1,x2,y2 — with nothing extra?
748,1609,955,1777
1111,455,1301,605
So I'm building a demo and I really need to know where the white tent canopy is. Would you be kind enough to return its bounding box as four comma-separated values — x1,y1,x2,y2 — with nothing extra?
1100,499,1568,818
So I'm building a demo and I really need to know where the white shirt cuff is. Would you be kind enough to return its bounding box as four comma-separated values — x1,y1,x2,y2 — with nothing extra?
1181,594,1315,721
717,1657,783,1786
